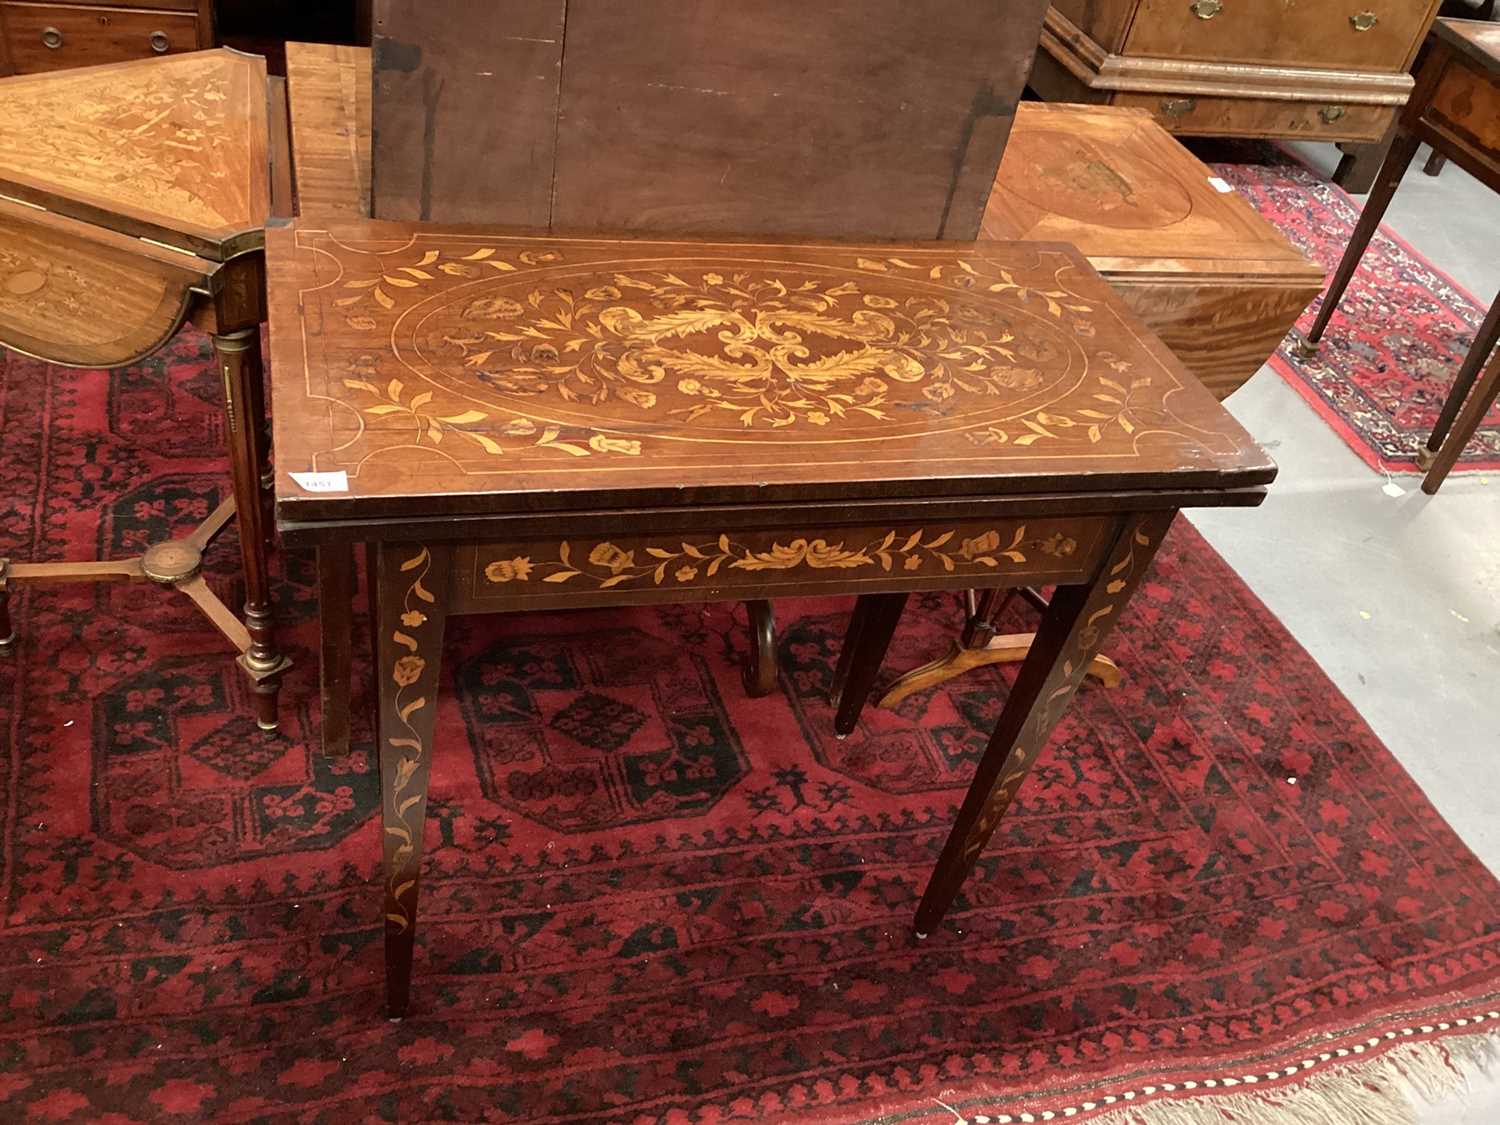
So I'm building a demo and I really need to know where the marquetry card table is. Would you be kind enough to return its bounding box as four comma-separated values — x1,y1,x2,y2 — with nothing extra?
268,221,1276,1016
0,49,292,726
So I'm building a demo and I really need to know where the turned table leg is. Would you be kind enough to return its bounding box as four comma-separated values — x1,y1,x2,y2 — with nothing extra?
1298,130,1423,358
912,512,1175,936
213,328,288,730
374,541,452,1019
319,543,356,757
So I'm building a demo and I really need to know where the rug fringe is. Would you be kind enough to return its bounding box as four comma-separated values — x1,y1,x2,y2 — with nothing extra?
1066,1029,1500,1125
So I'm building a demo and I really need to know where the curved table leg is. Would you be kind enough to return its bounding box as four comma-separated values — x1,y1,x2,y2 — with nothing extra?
878,635,1122,710
741,599,778,697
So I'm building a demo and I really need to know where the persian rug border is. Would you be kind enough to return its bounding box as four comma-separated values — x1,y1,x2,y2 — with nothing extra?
1224,144,1500,476
854,999,1500,1125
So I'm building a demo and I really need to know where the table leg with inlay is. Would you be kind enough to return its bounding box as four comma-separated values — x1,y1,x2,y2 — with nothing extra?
836,512,1176,935
373,541,453,1020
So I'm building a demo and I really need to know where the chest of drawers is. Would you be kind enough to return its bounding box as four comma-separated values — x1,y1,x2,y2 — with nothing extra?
0,0,213,75
1031,0,1444,187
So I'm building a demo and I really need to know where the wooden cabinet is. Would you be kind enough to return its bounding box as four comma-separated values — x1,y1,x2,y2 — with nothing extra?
1032,0,1444,155
0,0,213,75
984,103,1324,400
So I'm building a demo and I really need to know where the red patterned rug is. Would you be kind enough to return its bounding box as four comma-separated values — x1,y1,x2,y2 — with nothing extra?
2,336,1499,1123
1211,155,1500,474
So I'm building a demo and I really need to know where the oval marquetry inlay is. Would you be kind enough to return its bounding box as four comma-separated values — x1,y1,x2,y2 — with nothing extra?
1003,128,1195,231
3,270,46,296
401,258,1084,442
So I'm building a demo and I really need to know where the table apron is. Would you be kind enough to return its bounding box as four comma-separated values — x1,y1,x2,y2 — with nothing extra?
276,486,1268,549
446,513,1115,615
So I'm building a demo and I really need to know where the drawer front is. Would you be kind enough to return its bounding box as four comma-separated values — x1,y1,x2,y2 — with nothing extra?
1124,0,1435,72
1428,55,1500,158
1114,92,1394,143
2,4,200,74
450,517,1110,615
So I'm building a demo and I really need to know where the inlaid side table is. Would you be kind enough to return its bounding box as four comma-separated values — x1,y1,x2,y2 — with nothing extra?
268,223,1275,1016
0,49,290,727
1299,18,1500,494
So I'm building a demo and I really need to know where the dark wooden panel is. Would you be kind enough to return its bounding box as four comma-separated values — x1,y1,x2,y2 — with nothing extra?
550,0,1049,239
370,0,563,224
371,0,1049,239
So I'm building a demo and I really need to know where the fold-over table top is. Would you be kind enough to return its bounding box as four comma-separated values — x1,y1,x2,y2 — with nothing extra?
269,222,1275,524
0,49,269,259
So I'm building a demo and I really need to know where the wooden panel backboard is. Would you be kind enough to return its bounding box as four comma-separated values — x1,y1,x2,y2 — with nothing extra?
372,1,1050,239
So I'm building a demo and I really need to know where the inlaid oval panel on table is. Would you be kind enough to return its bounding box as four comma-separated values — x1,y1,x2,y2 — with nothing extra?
271,226,1272,525
267,222,1276,1017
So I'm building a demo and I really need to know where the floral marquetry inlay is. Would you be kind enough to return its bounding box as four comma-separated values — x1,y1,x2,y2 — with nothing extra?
0,51,269,240
270,223,1276,516
457,519,1107,609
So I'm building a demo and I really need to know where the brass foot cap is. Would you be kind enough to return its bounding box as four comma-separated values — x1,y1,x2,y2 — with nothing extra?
914,931,929,941
1292,336,1321,359
141,539,203,584
1415,446,1438,470
257,719,279,733
0,633,14,651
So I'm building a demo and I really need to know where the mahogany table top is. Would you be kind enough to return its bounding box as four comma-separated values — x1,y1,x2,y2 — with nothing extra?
0,49,269,260
268,222,1275,525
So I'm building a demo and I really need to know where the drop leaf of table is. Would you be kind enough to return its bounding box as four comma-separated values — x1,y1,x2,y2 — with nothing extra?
0,49,291,726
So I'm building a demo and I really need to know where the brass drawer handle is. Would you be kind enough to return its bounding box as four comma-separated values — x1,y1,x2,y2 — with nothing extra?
149,30,171,53
40,26,64,49
1351,11,1378,31
1320,105,1347,124
1191,0,1223,17
1160,97,1198,118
